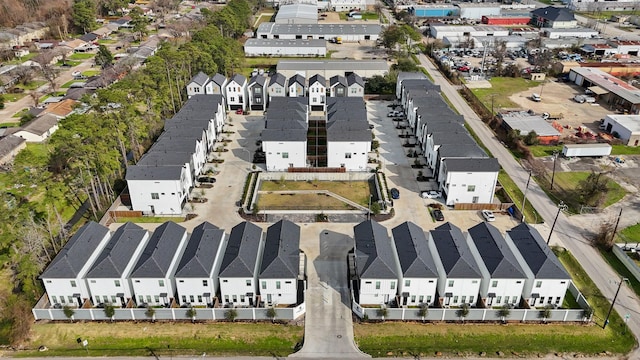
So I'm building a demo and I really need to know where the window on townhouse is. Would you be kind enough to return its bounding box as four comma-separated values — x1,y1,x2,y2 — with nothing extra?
240,295,245,302
276,281,281,289
232,295,237,302
139,295,144,303
419,295,424,303
411,295,416,302
467,185,476,192
469,296,474,304
536,281,542,288
151,193,159,199
114,280,121,287
491,280,498,287
453,296,459,303
182,296,187,303
146,295,152,303
111,296,117,303
52,296,58,303
224,295,229,303
203,280,208,287
345,153,351,159
230,97,235,102
159,280,165,287
262,281,266,289
448,280,454,287
197,295,202,303
375,281,380,289
60,297,66,304
282,152,289,158
405,279,411,287
427,295,432,303
70,280,77,287
496,296,502,304
246,279,252,286
255,87,262,94
390,281,396,290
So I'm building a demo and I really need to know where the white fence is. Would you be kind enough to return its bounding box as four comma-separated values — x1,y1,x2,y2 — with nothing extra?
32,302,306,322
613,244,640,282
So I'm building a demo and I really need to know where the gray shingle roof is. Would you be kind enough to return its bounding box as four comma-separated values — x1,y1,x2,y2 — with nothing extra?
430,131,476,146
430,223,482,278
86,222,148,278
330,75,347,87
444,158,500,172
392,222,438,278
138,151,192,167
424,121,466,135
326,97,370,142
219,222,263,278
531,6,575,22
125,165,185,181
262,97,308,142
211,73,227,87
269,73,286,87
354,220,399,279
468,222,526,279
231,74,247,86
19,114,58,136
190,71,209,86
174,221,225,278
397,71,428,84
288,74,305,87
0,135,26,160
130,222,187,278
260,220,300,279
41,222,109,278
438,143,487,158
249,75,267,87
508,223,570,279
347,73,364,87
309,74,326,87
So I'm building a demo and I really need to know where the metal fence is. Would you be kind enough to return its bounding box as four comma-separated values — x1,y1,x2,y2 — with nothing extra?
32,302,306,322
613,244,640,283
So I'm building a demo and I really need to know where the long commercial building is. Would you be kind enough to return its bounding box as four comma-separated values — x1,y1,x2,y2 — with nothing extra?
256,22,381,42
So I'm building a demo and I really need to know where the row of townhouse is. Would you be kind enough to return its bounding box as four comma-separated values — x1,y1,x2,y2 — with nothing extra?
354,220,571,309
397,72,500,206
186,72,364,112
125,94,226,215
262,96,371,171
40,219,303,310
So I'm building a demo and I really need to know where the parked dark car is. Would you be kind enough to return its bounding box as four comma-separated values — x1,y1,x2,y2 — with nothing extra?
198,176,216,183
390,188,400,199
433,209,445,221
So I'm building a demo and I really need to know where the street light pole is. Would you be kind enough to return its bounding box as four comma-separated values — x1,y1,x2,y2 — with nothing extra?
550,151,559,190
604,277,628,329
521,170,532,223
547,201,565,245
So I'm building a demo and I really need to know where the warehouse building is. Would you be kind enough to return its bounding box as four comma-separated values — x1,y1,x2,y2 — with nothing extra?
277,59,388,78
569,67,640,113
429,24,509,40
542,28,598,39
244,39,327,57
256,22,381,42
481,15,531,25
409,4,459,18
602,115,640,146
499,111,561,145
457,3,501,20
275,3,318,24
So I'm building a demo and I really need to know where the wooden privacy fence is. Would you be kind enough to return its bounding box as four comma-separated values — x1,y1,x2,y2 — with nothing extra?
453,203,514,211
109,210,143,218
288,167,346,173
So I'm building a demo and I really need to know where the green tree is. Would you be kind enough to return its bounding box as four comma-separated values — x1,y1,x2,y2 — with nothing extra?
456,303,469,323
539,305,552,323
103,303,115,321
380,25,406,50
377,306,388,322
225,308,238,322
95,45,114,69
417,304,428,323
98,0,128,16
63,305,75,322
145,305,156,322
129,7,150,41
497,304,511,323
266,307,277,323
186,307,197,322
577,171,608,205
72,0,97,34
394,58,418,72
523,130,539,146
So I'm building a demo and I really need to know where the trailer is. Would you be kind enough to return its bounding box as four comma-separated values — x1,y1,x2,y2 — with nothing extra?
562,143,612,157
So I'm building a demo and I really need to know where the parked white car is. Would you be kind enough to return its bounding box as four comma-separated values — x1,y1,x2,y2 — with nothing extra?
421,190,441,199
481,210,496,222
573,95,586,103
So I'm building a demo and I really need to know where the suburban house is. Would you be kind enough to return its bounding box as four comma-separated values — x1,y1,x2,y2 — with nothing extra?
85,222,150,307
248,75,268,111
40,222,111,308
353,220,400,306
438,158,500,206
174,222,227,307
259,220,302,306
262,97,309,171
530,6,577,28
186,71,209,98
346,73,365,97
429,223,483,307
329,75,348,97
308,74,326,111
13,114,59,143
506,224,571,308
268,73,287,100
467,222,527,308
391,222,439,307
325,97,371,171
126,161,194,215
218,222,265,307
225,74,248,111
129,222,189,306
288,74,306,97
209,73,228,98
0,135,26,165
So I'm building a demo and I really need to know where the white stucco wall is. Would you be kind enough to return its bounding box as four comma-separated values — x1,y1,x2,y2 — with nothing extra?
398,277,438,306
176,277,216,306
359,278,398,305
264,141,307,171
128,175,189,215
259,277,297,305
326,141,370,171
308,83,326,107
441,169,498,206
219,277,257,306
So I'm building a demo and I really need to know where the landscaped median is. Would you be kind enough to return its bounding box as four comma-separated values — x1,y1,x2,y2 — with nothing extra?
23,322,303,357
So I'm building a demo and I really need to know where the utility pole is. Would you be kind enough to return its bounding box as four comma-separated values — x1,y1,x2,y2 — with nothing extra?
550,151,559,190
610,208,623,243
604,277,628,329
521,170,532,223
547,201,565,245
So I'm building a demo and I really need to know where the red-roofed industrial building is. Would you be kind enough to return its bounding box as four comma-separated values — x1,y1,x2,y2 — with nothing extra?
481,15,531,25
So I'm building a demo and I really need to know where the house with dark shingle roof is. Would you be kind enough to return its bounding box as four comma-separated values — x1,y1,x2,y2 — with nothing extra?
186,71,209,98
219,222,264,307
175,222,227,307
354,220,400,306
268,73,287,100
429,222,482,307
325,97,371,171
438,157,500,206
41,221,111,308
530,6,577,28
248,75,268,111
329,75,347,97
288,74,305,97
13,114,59,143
130,222,189,306
85,222,150,307
259,220,301,306
308,74,326,110
392,222,439,307
225,74,248,111
467,222,527,308
346,73,364,97
0,135,26,165
505,223,571,308
262,97,309,171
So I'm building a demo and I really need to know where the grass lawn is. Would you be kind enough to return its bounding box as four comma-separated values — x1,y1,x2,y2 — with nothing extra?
61,80,83,88
5,52,37,64
619,223,640,243
611,145,640,155
338,12,379,20
254,13,274,28
472,77,542,113
112,216,186,223
11,108,29,118
599,250,640,301
97,39,117,45
543,172,626,212
15,80,46,91
22,322,303,357
56,60,81,67
69,53,95,60
1,93,27,102
82,70,101,77
259,180,372,209
0,122,19,128
497,170,543,224
258,192,356,210
528,145,563,157
577,10,638,20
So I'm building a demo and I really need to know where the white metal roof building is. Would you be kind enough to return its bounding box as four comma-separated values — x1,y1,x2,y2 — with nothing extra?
542,28,598,39
602,114,640,146
256,22,381,42
277,59,388,78
275,4,318,24
456,3,501,20
429,24,509,40
569,67,640,113
499,111,562,138
244,39,327,57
